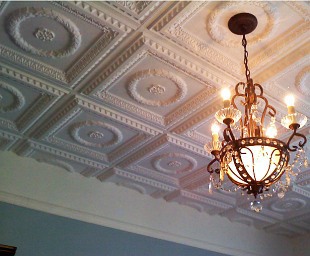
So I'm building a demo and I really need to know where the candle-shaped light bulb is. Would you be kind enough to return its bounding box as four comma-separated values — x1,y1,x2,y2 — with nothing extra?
284,95,295,114
211,123,220,150
221,88,231,108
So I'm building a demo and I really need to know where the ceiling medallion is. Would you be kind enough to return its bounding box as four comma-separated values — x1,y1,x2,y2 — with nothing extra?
205,13,308,212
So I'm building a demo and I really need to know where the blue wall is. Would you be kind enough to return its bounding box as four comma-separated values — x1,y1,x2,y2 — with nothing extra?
0,202,229,256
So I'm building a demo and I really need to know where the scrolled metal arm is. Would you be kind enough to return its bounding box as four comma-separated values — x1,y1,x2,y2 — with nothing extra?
287,124,307,152
207,158,220,174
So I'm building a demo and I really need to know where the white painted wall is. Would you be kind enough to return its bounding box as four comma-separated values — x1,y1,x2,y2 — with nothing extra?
0,151,296,256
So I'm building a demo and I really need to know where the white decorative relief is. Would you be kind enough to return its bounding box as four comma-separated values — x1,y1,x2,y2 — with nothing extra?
114,1,151,15
64,1,133,33
95,91,165,126
148,84,165,95
34,28,55,42
76,98,162,136
295,66,310,96
88,131,104,139
6,7,81,58
251,22,309,70
70,121,123,148
0,81,25,113
0,64,68,96
0,45,67,82
46,137,107,162
27,141,108,170
128,69,187,106
15,94,53,132
129,165,179,186
152,153,197,175
270,198,307,213
114,168,176,192
207,1,278,47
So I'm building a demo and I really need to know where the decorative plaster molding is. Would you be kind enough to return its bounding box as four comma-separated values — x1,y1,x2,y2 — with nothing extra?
150,1,190,31
108,133,149,163
6,7,81,58
114,168,176,192
167,134,209,157
83,37,145,94
34,100,80,138
46,137,107,162
62,1,133,33
96,91,165,126
152,153,197,175
168,26,239,75
295,66,310,96
76,97,162,136
251,22,309,70
70,120,123,148
0,44,67,82
80,167,105,178
0,65,68,96
292,185,310,198
144,38,227,88
108,1,162,24
164,88,216,126
128,69,187,106
270,198,307,213
129,165,179,186
285,1,310,20
236,208,275,223
66,29,118,83
207,1,278,47
28,141,108,169
0,81,25,113
118,135,168,168
16,94,54,132
0,129,20,141
0,118,18,131
113,1,151,15
171,101,224,134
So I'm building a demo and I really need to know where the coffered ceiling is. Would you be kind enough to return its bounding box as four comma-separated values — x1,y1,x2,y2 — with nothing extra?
0,1,309,238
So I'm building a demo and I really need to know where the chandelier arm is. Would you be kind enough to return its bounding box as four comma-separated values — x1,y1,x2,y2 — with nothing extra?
253,83,263,96
207,158,220,174
287,125,307,152
256,95,276,128
235,82,246,95
231,92,246,138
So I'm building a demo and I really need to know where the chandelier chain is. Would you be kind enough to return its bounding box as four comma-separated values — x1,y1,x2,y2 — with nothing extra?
242,34,251,82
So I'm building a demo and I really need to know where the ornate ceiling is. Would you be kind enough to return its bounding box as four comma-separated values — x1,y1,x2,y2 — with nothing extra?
0,1,309,237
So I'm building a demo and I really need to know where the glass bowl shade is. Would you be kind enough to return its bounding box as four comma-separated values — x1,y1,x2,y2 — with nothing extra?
281,113,307,129
220,137,289,194
215,106,241,124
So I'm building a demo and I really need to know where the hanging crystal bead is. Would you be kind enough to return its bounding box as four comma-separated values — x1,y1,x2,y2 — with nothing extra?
250,200,263,212
209,175,213,194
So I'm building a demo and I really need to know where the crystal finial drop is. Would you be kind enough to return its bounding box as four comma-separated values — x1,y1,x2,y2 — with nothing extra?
250,200,263,213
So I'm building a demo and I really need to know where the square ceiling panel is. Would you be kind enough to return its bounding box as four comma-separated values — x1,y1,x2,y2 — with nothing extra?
34,101,153,165
0,1,129,85
153,1,309,79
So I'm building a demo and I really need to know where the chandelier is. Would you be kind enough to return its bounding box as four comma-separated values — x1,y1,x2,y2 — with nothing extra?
206,13,308,212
